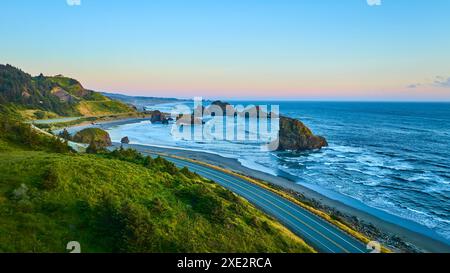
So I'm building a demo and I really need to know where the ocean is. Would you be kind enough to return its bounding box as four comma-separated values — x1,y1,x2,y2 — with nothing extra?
106,101,450,242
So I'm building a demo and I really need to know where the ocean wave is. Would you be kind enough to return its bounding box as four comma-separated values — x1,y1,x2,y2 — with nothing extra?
238,159,278,176
328,145,363,154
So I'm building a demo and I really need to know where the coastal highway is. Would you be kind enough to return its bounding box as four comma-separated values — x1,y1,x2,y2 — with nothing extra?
150,153,369,253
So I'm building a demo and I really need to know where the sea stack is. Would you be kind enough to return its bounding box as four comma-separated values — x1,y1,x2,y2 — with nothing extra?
277,116,328,151
121,136,130,144
150,110,169,124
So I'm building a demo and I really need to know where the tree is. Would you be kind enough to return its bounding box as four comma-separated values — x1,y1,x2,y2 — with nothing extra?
86,141,99,154
143,156,154,168
34,111,46,119
51,137,71,153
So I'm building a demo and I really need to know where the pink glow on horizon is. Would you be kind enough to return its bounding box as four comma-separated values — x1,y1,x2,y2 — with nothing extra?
16,62,450,101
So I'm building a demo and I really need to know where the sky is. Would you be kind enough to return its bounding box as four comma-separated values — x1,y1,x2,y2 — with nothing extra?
1,0,450,100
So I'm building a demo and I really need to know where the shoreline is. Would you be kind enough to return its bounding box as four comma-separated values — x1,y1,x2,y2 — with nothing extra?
54,116,151,133
63,117,450,253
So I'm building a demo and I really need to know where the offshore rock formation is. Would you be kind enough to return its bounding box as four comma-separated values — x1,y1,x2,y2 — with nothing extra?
121,136,130,144
150,110,169,124
176,114,204,125
210,100,231,112
277,116,328,151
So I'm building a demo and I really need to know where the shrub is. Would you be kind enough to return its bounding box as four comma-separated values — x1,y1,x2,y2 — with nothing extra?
176,184,226,223
154,156,178,175
180,167,197,179
42,168,60,190
148,197,167,214
86,141,98,154
118,202,155,252
34,111,46,119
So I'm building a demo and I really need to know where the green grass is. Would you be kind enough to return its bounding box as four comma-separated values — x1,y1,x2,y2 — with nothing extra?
34,117,97,130
0,117,313,253
77,100,134,116
47,76,86,98
48,75,134,116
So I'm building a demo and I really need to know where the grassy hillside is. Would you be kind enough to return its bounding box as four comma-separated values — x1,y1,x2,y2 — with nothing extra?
0,64,135,119
77,100,134,116
0,117,313,253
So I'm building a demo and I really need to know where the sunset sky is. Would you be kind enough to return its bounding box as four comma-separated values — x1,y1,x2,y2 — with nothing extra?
1,0,450,100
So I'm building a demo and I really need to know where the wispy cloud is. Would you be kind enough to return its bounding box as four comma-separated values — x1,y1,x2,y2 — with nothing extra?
433,76,450,88
406,84,420,89
407,76,450,89
367,0,382,6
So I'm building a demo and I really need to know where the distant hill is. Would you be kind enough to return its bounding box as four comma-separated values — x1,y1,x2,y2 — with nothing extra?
102,92,189,111
0,64,135,119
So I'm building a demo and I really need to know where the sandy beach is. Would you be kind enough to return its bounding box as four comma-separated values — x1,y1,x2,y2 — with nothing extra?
56,117,151,134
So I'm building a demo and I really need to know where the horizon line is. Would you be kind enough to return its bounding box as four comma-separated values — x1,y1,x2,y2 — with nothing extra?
103,91,450,103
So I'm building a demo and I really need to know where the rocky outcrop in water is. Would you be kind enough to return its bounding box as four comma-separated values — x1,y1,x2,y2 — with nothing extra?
277,116,328,151
150,110,169,124
121,136,130,144
176,114,204,125
210,100,231,112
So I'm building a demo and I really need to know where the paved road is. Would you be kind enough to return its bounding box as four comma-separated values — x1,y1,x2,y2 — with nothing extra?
30,117,82,124
153,154,369,253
